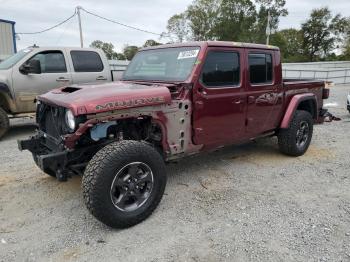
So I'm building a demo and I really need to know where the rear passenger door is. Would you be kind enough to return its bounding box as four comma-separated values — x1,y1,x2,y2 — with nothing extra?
193,47,246,146
68,50,110,84
245,50,283,135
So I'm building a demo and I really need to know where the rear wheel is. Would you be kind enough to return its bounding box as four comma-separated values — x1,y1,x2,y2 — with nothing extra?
278,110,313,156
82,140,167,228
0,107,9,140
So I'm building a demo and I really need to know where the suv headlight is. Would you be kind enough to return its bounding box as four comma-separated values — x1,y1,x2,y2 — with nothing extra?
65,109,76,132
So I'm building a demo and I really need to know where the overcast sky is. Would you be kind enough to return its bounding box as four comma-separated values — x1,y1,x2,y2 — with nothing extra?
1,0,349,52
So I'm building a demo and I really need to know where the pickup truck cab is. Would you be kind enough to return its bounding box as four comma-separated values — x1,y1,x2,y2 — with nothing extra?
0,46,114,138
19,41,330,228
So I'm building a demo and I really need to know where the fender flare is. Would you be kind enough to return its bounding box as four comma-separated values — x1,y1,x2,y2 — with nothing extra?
280,93,317,129
0,83,16,113
0,83,14,100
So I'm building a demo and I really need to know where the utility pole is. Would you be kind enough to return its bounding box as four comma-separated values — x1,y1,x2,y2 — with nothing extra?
266,9,271,45
77,6,84,48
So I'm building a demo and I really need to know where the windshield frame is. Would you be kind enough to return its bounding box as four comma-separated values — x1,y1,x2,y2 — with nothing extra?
0,49,32,70
122,46,201,83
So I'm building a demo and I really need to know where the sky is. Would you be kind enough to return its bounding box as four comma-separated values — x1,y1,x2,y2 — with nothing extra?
1,0,350,52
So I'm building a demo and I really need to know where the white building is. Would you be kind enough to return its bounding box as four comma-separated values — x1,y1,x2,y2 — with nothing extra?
0,19,17,61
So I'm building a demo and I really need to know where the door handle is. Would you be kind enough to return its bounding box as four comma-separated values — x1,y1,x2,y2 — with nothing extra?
56,77,70,82
197,87,207,95
247,96,255,104
233,99,243,104
96,76,107,81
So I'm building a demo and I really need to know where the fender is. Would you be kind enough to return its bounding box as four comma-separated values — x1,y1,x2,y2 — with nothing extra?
0,83,14,100
280,93,317,129
0,83,16,113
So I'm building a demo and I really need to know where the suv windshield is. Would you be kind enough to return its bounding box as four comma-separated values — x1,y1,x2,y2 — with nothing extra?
122,47,200,82
0,49,32,70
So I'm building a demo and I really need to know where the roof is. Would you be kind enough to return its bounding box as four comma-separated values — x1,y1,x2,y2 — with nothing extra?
0,19,15,25
141,41,279,51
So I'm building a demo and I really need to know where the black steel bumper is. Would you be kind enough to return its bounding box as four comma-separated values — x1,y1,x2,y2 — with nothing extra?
18,134,70,180
18,131,105,181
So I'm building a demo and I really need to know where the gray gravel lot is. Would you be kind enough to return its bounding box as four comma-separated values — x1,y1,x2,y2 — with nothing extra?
1,85,350,262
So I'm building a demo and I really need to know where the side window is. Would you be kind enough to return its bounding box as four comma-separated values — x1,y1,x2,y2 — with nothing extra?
201,51,240,87
28,51,67,73
71,51,104,72
248,53,273,84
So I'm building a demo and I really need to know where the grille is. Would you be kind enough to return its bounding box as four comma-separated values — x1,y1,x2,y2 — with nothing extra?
37,103,68,139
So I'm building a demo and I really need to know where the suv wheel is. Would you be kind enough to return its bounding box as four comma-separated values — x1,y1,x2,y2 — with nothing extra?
0,107,9,140
278,110,313,156
82,140,167,228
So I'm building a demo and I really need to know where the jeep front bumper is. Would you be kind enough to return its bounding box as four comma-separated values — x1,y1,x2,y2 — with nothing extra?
18,133,70,180
18,131,107,181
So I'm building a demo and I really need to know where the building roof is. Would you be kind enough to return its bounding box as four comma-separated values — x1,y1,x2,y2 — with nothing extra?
0,19,16,25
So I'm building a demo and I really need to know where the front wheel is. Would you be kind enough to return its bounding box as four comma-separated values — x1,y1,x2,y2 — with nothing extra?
82,140,167,228
278,110,313,156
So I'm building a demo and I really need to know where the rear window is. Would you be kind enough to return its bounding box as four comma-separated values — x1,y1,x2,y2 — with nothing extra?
248,53,273,84
71,51,103,72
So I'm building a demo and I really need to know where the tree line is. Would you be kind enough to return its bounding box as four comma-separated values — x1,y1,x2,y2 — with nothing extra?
91,0,350,62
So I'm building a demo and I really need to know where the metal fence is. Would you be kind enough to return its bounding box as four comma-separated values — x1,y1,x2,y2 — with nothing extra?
107,60,350,85
283,61,350,84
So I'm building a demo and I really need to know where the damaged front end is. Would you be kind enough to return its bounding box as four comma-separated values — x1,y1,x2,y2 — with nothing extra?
18,102,110,181
17,100,169,181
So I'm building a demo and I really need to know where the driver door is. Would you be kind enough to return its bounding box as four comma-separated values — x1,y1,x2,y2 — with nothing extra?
12,50,72,112
192,47,246,147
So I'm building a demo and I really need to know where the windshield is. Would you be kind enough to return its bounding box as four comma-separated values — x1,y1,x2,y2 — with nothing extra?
122,47,200,82
0,49,32,70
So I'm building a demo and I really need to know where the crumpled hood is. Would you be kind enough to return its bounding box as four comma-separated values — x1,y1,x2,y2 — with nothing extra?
38,81,172,115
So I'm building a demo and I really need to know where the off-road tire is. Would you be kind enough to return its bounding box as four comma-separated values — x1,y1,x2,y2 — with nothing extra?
278,110,313,156
32,154,56,177
82,140,167,228
0,107,9,140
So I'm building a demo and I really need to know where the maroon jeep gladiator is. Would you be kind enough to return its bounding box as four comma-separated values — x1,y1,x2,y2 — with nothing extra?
18,41,330,228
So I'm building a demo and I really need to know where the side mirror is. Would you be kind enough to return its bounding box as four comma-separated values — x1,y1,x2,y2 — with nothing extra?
19,59,42,75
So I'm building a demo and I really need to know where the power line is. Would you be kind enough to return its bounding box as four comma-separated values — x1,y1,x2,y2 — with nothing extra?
80,7,168,38
16,10,77,35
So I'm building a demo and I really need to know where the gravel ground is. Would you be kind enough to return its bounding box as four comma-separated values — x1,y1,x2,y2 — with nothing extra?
1,85,350,262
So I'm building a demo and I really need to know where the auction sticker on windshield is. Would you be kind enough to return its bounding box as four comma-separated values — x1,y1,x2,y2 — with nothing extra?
177,49,199,60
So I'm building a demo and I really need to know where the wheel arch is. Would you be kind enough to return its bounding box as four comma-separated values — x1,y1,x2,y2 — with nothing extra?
0,83,16,113
280,93,317,129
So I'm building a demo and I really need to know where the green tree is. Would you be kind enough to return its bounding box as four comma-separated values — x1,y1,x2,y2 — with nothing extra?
186,0,220,41
143,39,162,47
215,0,257,42
252,0,288,44
166,13,190,42
165,0,287,43
115,53,126,60
90,40,117,60
270,29,305,62
123,45,139,60
301,7,349,61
